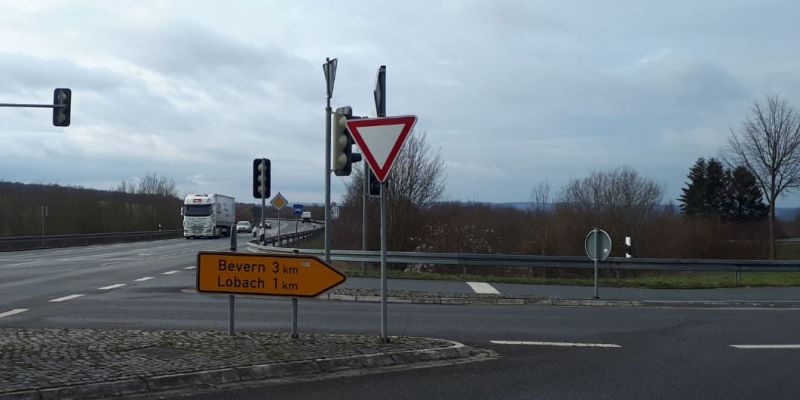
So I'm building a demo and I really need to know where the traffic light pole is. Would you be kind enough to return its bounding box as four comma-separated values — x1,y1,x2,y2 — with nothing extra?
0,88,71,126
0,103,62,108
260,197,266,245
368,65,386,276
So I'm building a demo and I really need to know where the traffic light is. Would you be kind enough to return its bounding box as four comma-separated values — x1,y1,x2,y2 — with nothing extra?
252,158,271,198
52,88,71,127
369,169,381,197
332,106,362,176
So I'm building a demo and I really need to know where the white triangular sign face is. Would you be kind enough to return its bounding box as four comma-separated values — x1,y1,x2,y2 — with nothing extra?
346,115,417,183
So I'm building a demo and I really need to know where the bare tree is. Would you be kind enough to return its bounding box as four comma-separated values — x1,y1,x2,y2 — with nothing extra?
560,167,663,217
530,181,552,212
137,172,178,198
340,130,446,250
528,181,553,255
558,167,664,255
727,95,800,259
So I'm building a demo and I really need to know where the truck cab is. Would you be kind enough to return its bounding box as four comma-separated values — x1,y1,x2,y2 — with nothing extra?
182,194,235,238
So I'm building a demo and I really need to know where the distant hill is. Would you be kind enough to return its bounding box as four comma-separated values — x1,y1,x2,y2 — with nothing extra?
776,207,800,221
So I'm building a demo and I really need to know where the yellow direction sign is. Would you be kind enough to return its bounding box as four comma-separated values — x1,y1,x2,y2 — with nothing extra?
196,252,346,297
270,192,288,210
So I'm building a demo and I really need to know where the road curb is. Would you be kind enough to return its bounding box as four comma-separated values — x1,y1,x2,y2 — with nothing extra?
321,292,800,309
0,339,469,400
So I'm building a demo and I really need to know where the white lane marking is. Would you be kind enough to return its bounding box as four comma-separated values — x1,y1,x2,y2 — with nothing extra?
49,294,85,302
184,266,196,270
134,276,154,282
490,340,622,348
98,284,126,290
4,261,36,267
731,344,800,349
467,282,500,294
0,309,28,318
162,270,179,275
138,253,151,256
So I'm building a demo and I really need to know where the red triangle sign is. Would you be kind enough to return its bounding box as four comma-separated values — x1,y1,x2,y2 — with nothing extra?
346,115,417,182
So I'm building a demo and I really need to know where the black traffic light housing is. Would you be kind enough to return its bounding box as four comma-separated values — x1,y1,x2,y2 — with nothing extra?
369,169,381,197
52,88,71,127
252,158,271,198
332,106,362,176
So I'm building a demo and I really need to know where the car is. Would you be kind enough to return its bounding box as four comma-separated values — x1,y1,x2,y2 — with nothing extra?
235,221,252,233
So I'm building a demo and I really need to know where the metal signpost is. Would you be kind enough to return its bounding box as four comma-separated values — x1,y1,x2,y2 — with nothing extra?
585,228,612,299
228,226,237,335
270,192,287,246
346,115,417,342
362,65,387,275
197,251,346,338
322,58,338,264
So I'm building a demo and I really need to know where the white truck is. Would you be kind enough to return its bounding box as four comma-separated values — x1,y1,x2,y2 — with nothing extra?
182,193,235,238
301,211,312,223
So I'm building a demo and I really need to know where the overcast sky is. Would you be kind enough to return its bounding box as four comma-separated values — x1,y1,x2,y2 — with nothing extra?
2,1,800,207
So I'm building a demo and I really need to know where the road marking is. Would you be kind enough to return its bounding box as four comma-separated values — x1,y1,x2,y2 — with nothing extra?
184,265,196,270
4,261,36,267
98,284,126,290
490,340,622,348
162,270,179,275
49,294,85,302
467,282,500,294
138,253,151,256
0,309,28,318
134,276,154,282
731,344,800,349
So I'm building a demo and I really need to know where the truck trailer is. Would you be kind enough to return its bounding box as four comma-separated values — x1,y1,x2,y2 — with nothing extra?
182,193,235,238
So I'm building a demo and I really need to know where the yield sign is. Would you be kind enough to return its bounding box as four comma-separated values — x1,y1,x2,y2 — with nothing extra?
346,115,417,182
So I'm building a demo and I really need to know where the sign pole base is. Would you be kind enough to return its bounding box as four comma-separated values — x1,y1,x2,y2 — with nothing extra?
291,298,299,338
228,295,235,336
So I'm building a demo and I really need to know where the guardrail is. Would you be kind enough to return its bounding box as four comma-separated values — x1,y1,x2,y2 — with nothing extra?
246,243,800,273
0,229,183,251
251,225,324,248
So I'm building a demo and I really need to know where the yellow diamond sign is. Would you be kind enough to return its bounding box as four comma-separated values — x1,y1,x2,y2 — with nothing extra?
270,192,287,210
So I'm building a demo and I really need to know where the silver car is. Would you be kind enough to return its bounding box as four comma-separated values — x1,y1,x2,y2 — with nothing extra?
235,221,252,233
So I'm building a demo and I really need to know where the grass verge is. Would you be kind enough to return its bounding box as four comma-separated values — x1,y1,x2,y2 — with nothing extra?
292,240,800,289
337,264,800,289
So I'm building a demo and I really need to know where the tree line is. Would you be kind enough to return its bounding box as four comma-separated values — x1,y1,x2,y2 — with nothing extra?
333,95,800,261
0,173,182,236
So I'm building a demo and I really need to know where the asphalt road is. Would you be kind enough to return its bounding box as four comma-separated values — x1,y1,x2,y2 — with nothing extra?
1,235,800,399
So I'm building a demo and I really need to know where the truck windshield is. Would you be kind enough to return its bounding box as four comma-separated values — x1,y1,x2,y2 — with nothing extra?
183,204,212,217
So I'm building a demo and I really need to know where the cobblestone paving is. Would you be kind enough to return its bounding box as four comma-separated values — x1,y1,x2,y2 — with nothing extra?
0,328,449,394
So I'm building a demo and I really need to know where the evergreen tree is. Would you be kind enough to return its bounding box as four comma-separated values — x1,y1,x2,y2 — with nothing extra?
723,166,768,221
703,158,728,215
681,157,769,221
679,158,707,216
